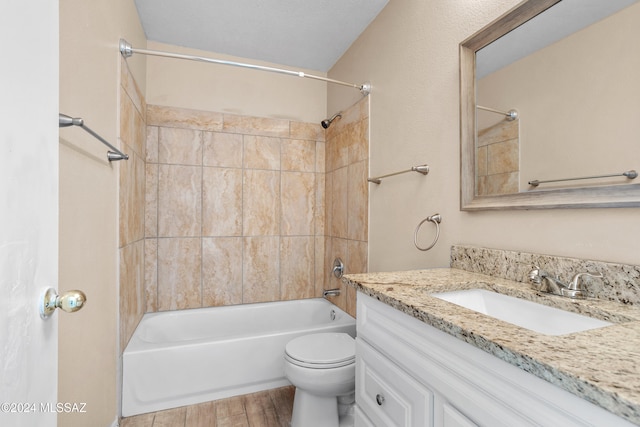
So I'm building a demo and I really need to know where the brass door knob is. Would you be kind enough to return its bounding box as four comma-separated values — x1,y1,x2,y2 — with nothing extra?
40,288,87,319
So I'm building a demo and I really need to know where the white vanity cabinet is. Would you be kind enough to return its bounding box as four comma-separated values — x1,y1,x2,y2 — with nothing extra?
355,292,635,427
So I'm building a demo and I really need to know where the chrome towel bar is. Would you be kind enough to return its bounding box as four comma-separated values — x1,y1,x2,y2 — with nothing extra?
368,164,429,184
528,170,637,187
59,113,129,162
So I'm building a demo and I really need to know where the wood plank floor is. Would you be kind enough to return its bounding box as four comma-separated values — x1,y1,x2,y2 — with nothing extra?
120,386,294,427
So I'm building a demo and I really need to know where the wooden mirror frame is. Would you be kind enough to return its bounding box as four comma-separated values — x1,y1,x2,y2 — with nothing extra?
460,0,640,210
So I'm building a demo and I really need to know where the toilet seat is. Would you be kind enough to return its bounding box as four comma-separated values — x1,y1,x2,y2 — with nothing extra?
285,333,355,369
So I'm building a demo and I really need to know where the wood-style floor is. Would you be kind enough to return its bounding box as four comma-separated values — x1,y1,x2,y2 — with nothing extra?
120,386,294,427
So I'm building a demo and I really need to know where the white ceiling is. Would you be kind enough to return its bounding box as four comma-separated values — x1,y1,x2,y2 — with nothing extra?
134,0,389,72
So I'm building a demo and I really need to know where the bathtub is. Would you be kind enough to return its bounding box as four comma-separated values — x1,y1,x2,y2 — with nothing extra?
121,298,356,416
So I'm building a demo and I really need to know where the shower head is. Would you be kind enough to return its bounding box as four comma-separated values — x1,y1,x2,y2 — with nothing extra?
321,113,342,129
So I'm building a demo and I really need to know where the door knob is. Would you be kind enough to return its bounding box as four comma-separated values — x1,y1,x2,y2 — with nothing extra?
40,287,87,319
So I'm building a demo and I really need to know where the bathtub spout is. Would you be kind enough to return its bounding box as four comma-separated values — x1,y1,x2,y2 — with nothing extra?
323,289,341,298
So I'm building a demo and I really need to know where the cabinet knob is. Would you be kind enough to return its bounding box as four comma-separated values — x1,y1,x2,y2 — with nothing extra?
376,393,385,406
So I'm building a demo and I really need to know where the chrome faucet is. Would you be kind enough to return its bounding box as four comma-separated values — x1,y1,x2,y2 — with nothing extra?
528,266,603,299
323,289,341,298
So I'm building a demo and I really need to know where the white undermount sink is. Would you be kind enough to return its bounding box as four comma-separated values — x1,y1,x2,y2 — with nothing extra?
432,289,612,335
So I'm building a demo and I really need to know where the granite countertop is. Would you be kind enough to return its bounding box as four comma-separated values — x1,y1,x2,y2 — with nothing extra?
344,268,640,425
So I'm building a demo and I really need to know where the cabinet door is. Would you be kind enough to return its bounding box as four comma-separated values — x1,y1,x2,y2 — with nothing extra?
357,339,434,427
355,406,376,427
442,402,479,427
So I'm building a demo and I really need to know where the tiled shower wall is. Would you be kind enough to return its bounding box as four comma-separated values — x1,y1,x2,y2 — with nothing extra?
119,58,147,351
143,105,329,312
118,74,369,346
476,119,519,196
323,98,369,317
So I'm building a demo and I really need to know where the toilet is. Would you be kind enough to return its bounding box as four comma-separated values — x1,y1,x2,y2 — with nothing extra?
284,332,356,427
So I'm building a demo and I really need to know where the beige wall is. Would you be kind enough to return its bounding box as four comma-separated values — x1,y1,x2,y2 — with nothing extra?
59,0,146,425
328,0,640,271
145,41,328,124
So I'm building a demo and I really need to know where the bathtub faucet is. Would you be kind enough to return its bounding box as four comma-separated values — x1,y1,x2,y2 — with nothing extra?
323,289,341,298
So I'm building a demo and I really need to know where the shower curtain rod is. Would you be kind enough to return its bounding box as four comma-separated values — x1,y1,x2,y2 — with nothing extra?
477,105,518,121
119,39,371,95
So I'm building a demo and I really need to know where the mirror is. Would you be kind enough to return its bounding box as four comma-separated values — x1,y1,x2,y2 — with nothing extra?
460,0,640,209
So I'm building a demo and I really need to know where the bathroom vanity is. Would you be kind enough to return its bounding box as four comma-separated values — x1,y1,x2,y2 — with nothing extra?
345,265,640,426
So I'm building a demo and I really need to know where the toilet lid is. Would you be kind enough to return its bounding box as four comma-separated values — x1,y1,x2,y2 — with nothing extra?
285,333,355,368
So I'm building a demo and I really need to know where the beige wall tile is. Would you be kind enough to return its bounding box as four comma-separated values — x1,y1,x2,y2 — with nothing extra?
340,97,369,129
224,114,289,137
130,106,369,317
477,145,488,177
243,135,281,170
203,167,242,236
132,106,146,159
202,237,243,307
289,121,325,142
281,172,314,236
119,240,144,350
478,118,519,146
349,117,368,164
315,173,325,236
347,160,368,241
315,141,326,173
324,171,332,238
119,151,145,247
314,236,326,297
147,105,223,132
120,87,134,153
243,169,280,236
327,131,349,172
330,167,348,239
483,172,519,195
203,131,243,168
158,127,202,166
281,139,315,172
146,126,159,163
487,138,519,174
348,240,368,274
158,165,202,237
144,238,158,313
280,236,314,300
477,175,487,196
157,237,202,311
120,57,145,120
119,88,145,157
345,285,357,318
243,237,280,303
145,163,158,238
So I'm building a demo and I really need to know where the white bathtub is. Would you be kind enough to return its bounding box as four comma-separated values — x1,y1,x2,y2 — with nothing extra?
121,298,356,416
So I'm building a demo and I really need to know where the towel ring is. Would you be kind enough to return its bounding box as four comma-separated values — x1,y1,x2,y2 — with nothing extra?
414,214,442,251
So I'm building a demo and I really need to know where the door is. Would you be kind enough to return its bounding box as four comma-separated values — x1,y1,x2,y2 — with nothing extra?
0,1,59,426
